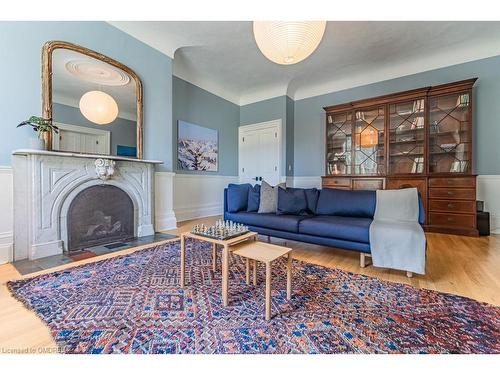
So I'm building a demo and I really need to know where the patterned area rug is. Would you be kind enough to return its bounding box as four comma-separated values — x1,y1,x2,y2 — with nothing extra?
7,239,500,354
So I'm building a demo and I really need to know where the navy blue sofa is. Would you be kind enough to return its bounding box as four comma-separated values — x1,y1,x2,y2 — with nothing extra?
223,185,425,255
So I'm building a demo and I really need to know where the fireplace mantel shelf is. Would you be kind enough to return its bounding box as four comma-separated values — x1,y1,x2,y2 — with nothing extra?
12,149,163,164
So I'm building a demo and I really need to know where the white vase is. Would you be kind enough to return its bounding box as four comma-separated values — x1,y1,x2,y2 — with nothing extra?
29,137,45,150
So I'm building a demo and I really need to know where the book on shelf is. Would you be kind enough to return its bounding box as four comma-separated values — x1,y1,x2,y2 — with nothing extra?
411,116,425,129
456,93,470,108
412,99,425,113
411,157,424,173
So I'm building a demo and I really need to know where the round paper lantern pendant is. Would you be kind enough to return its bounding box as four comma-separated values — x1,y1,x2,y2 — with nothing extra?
253,21,327,65
79,90,119,125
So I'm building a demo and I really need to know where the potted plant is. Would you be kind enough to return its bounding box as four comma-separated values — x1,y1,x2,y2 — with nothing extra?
17,116,59,151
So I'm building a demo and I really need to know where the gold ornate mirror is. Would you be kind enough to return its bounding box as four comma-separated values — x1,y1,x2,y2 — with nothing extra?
42,41,143,158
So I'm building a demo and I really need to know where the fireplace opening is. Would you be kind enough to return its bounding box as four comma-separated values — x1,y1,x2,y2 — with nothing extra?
67,185,134,252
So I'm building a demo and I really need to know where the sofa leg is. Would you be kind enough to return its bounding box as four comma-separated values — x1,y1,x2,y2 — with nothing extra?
360,253,366,268
267,235,271,243
406,271,413,278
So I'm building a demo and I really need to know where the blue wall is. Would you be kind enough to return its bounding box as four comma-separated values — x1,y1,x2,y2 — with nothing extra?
53,103,137,155
240,96,287,126
0,21,173,171
172,76,240,175
294,55,500,176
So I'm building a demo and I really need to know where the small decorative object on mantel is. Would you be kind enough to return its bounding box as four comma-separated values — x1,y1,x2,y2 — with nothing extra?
17,116,59,151
191,220,249,240
94,158,116,180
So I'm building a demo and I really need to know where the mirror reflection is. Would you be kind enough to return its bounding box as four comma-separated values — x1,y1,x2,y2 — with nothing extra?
51,48,138,157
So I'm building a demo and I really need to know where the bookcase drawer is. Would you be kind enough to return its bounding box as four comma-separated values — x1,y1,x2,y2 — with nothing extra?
352,178,384,191
429,177,476,188
429,188,475,200
322,177,351,188
429,212,475,228
429,200,475,213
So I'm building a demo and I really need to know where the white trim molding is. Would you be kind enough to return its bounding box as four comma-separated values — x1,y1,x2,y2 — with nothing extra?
0,166,13,264
287,176,322,189
155,171,177,231
173,174,238,222
477,175,500,234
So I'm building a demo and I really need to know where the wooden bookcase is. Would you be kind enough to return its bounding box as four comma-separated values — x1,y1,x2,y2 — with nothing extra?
322,78,478,236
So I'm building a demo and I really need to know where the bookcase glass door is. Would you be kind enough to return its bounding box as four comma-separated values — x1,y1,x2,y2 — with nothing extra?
389,99,425,174
353,107,385,175
429,92,471,173
326,111,352,175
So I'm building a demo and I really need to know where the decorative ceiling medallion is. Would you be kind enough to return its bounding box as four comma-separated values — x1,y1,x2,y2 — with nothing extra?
65,59,130,86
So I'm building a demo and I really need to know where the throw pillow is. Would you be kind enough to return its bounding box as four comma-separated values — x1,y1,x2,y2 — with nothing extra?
277,187,308,215
247,184,261,212
258,180,285,213
316,188,376,218
304,188,320,214
227,183,252,213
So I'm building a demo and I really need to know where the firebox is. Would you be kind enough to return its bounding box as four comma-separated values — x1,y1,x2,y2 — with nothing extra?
67,185,134,251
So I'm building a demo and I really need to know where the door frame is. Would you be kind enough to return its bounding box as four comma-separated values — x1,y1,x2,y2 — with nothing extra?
53,122,111,154
238,119,282,184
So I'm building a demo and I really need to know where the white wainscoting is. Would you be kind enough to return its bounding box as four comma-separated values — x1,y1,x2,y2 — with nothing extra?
0,166,13,264
0,166,177,264
155,171,177,232
173,174,239,222
287,176,322,189
477,175,500,234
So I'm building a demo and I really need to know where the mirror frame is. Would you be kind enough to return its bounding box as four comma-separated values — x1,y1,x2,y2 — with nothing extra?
42,41,143,159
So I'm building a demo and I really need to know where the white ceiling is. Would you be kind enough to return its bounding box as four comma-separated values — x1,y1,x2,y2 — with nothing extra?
52,49,137,120
109,21,500,105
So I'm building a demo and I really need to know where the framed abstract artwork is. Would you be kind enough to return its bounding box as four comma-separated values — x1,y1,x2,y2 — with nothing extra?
177,120,218,171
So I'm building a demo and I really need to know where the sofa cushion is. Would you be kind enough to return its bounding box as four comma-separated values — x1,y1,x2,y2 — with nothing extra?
304,188,320,214
277,187,308,215
225,212,308,233
227,183,252,213
299,216,372,243
258,181,285,213
247,184,261,212
316,188,376,218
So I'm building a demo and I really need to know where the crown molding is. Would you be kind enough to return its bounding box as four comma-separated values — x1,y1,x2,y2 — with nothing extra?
108,21,500,106
173,67,240,105
239,85,289,106
292,39,500,101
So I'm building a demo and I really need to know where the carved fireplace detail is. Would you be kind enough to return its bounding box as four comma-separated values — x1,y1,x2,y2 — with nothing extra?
12,150,162,260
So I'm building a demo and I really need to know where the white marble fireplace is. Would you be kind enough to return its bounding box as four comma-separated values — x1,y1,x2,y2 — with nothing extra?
12,149,163,260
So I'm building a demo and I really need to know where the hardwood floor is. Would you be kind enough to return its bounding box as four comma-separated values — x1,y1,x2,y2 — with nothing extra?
0,215,499,351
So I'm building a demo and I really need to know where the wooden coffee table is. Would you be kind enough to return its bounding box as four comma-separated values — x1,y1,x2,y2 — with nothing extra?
179,231,258,306
231,241,293,320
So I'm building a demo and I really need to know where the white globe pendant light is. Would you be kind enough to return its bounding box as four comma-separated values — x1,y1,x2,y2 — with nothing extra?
79,90,119,125
253,21,326,65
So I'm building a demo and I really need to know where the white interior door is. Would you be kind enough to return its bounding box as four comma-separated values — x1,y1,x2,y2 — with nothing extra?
53,123,110,155
239,120,281,186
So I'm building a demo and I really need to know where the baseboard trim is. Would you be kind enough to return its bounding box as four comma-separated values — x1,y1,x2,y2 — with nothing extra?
155,211,177,232
0,231,13,264
490,213,500,235
175,202,223,222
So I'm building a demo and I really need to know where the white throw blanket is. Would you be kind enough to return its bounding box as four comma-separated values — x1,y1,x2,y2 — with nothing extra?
369,188,426,274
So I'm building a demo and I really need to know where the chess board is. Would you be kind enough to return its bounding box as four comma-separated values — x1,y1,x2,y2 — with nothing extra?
191,220,250,241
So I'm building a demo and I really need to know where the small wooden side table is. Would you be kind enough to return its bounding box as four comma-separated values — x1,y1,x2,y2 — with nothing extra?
231,241,293,320
179,231,258,307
